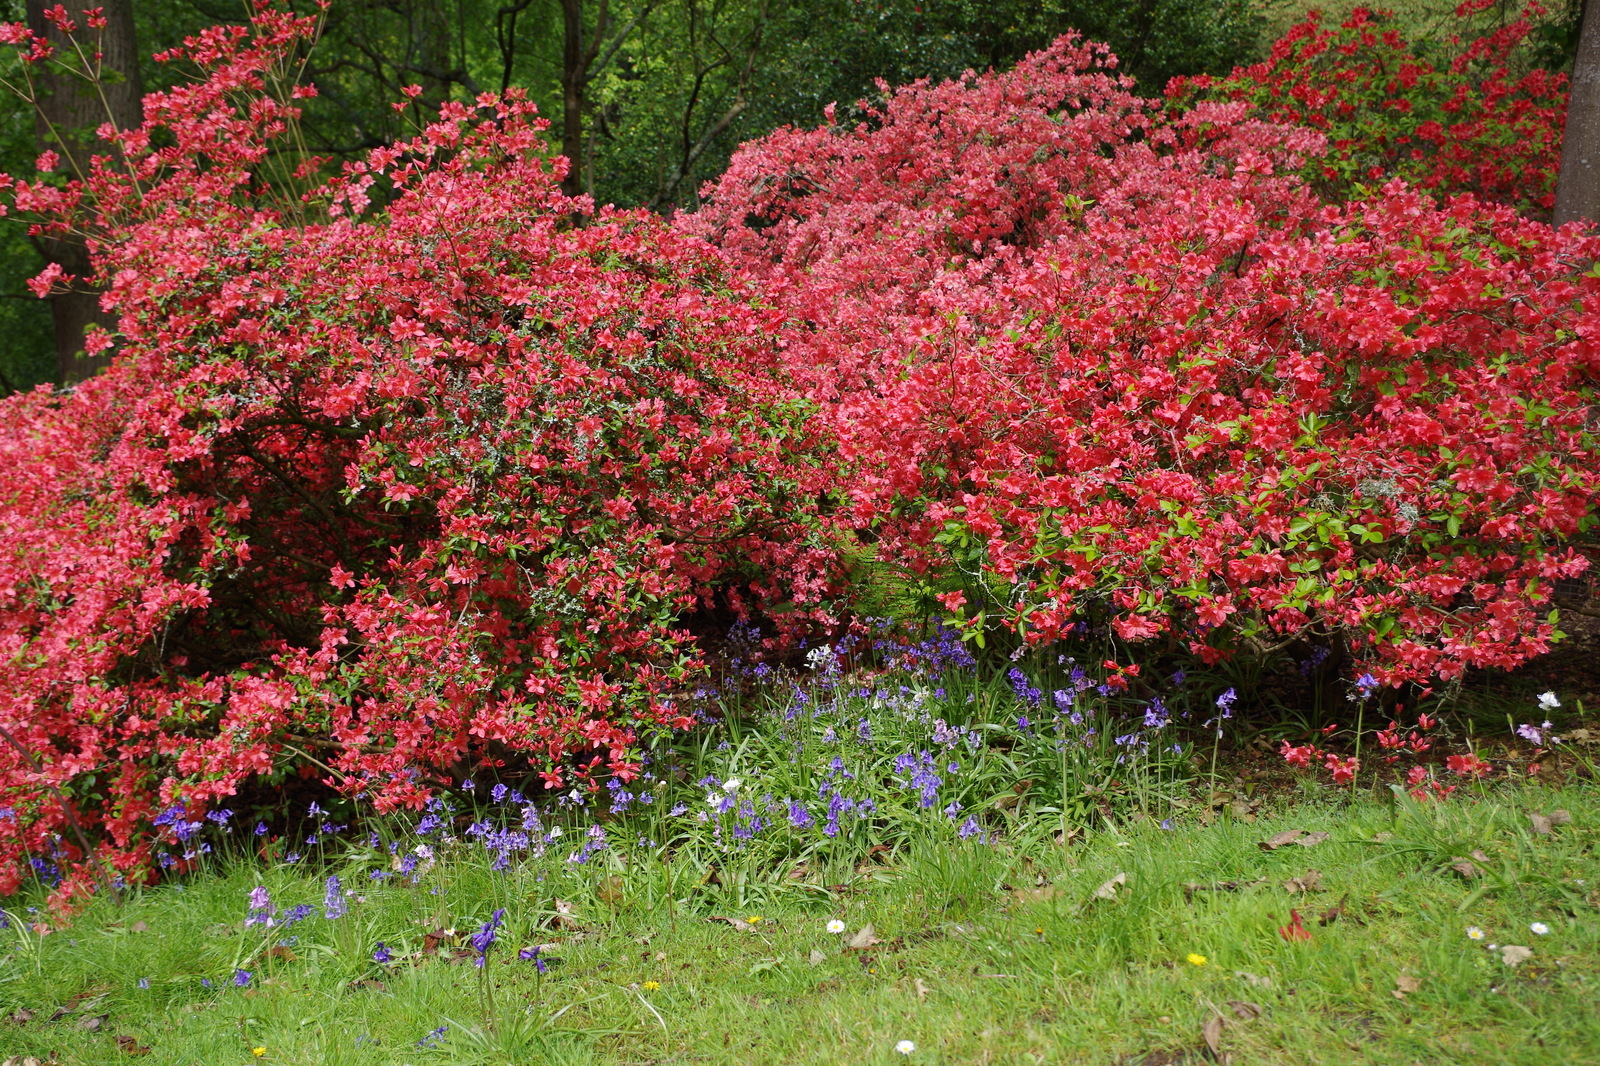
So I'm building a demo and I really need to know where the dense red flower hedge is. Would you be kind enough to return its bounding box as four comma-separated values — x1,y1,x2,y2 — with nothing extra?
0,7,840,904
1169,2,1568,215
1,4,1597,904
689,32,1598,680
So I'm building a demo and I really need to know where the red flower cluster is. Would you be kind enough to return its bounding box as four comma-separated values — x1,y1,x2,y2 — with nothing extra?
1170,2,1569,216
0,6,840,904
691,30,1597,682
0,4,1597,903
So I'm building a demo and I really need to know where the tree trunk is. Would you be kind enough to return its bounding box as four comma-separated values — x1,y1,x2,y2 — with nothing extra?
25,0,142,384
1556,0,1600,227
560,0,614,197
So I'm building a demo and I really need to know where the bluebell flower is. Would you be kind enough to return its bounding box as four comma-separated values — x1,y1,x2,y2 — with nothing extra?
373,942,392,963
233,968,252,987
469,908,505,967
323,875,347,920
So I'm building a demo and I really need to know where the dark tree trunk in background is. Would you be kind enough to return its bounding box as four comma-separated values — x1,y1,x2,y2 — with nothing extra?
560,0,609,196
1556,0,1600,226
25,0,142,384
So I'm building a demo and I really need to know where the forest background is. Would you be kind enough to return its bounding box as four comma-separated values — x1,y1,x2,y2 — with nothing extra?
0,0,1585,393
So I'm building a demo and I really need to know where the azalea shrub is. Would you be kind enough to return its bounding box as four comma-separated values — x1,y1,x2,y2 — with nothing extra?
0,7,840,904
1168,2,1569,216
689,33,1599,682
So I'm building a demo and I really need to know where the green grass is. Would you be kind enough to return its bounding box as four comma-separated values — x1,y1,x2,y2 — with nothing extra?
2,783,1595,1065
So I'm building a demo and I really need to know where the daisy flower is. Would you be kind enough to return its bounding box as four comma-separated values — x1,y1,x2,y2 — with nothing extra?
895,1040,916,1055
1466,926,1485,941
826,919,846,934
1530,922,1550,936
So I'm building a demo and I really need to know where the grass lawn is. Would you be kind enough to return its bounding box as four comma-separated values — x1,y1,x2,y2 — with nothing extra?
1,782,1595,1065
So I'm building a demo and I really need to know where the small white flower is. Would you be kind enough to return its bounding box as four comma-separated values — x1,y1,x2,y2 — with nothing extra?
547,826,564,839
1530,922,1550,936
895,1040,916,1055
826,919,846,934
722,777,742,793
1537,691,1560,711
1466,926,1486,940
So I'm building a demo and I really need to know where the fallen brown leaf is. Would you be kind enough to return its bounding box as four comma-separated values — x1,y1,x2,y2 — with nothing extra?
1012,885,1058,904
709,916,760,933
1499,945,1533,967
268,945,297,962
1258,829,1306,851
1296,831,1330,848
1392,972,1421,1000
807,948,826,966
914,977,930,1000
845,923,880,951
1228,1000,1262,1020
1530,814,1553,836
1449,857,1484,879
129,921,148,933
1202,1011,1226,1057
115,1034,152,1056
551,899,582,931
1283,869,1324,895
77,1013,107,1032
1318,893,1349,926
7,1009,31,1025
595,875,625,904
1092,872,1128,900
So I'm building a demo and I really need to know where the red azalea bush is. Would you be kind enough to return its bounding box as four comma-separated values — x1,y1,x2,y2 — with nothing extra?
1168,2,1569,215
688,34,1599,682
0,7,840,904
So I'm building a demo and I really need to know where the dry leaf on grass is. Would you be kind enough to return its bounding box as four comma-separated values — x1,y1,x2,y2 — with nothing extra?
77,1013,107,1032
1499,945,1533,967
1202,1011,1226,1058
1529,810,1571,836
807,948,826,966
1392,972,1421,1000
845,923,880,951
115,1034,152,1056
1092,872,1128,900
1257,829,1329,851
1012,884,1057,904
6,1009,31,1025
550,899,583,931
1283,870,1324,895
914,977,930,1000
1228,1000,1263,1020
1449,857,1484,879
708,916,760,933
1258,829,1306,850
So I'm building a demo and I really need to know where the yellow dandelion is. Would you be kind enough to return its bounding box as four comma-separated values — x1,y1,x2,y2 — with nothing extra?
1186,953,1207,967
251,1049,267,1058
642,980,661,991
